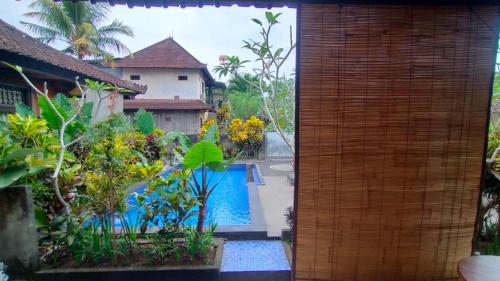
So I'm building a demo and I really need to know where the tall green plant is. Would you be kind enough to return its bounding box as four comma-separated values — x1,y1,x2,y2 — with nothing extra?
215,12,296,154
133,108,154,135
182,124,233,233
133,162,198,234
84,115,141,263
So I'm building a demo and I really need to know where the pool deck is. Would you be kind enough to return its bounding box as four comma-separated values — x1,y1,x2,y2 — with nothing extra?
258,159,294,237
239,159,294,238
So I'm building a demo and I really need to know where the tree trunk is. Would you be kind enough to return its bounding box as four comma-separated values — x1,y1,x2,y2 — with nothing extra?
196,201,206,233
108,167,117,265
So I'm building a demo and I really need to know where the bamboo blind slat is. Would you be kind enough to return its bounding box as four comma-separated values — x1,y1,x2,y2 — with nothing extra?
296,5,498,281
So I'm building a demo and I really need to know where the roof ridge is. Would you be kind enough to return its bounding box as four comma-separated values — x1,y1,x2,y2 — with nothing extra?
167,38,204,66
118,37,174,61
115,36,206,69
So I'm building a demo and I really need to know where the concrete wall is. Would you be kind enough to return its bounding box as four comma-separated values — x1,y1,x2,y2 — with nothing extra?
86,89,124,121
121,68,205,100
0,185,38,273
126,110,204,136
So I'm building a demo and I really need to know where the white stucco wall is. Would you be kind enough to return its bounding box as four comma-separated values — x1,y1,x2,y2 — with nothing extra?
86,89,124,121
121,68,205,100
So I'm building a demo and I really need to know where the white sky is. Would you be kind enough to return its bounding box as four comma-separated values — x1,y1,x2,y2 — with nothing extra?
0,0,297,82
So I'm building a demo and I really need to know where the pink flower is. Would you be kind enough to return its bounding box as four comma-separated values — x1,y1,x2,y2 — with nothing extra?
219,55,226,62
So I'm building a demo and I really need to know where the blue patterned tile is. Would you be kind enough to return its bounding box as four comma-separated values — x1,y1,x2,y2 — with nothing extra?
221,241,291,272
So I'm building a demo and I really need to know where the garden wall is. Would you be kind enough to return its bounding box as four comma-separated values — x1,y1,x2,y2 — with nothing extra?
295,4,498,281
0,185,38,273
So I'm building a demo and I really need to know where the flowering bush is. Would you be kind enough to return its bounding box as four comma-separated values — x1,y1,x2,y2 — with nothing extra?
228,115,264,157
245,115,264,149
217,103,231,125
228,118,247,144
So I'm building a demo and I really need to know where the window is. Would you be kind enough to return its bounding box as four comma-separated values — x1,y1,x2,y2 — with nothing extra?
130,75,140,80
178,75,188,81
0,82,29,114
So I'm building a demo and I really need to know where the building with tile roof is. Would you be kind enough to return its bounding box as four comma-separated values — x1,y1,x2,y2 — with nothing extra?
98,37,224,135
0,19,146,119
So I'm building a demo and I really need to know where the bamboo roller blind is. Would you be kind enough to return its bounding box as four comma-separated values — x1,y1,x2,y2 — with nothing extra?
296,4,498,281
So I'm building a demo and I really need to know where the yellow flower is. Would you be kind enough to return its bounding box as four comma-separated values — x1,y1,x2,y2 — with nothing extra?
228,118,247,144
199,118,219,140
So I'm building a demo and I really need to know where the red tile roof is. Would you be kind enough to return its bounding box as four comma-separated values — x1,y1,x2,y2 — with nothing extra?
0,19,146,94
115,38,206,69
123,99,212,111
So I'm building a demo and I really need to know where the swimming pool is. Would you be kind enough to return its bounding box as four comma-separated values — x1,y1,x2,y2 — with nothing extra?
123,164,252,227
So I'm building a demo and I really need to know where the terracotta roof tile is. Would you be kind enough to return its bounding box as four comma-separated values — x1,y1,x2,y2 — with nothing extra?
0,19,146,94
124,99,212,111
115,38,206,69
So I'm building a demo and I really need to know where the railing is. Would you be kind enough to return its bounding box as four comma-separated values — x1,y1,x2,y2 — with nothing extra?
0,82,29,113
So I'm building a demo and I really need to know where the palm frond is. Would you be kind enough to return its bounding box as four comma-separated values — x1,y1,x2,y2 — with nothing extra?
26,0,73,38
93,37,131,56
20,21,60,44
89,3,111,26
98,20,134,37
62,1,91,26
22,0,133,59
87,45,115,62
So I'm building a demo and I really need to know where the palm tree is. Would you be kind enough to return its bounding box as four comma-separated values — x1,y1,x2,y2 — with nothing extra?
21,0,133,60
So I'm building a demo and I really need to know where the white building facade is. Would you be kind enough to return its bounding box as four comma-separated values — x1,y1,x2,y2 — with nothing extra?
111,37,221,136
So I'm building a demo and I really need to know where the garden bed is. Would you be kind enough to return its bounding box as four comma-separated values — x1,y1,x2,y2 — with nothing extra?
34,238,224,281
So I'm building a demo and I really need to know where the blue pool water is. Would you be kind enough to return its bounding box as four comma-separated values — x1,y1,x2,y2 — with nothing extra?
123,164,250,227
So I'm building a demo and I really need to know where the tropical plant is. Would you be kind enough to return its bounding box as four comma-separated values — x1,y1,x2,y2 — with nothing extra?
184,223,216,261
227,91,263,120
214,12,295,154
228,115,264,157
133,108,154,135
143,128,167,162
0,113,57,188
22,0,133,60
244,115,265,150
133,162,198,234
481,231,499,255
157,130,192,165
228,118,246,144
216,103,232,125
3,63,105,215
198,118,219,142
183,124,233,233
284,206,295,244
83,115,143,263
477,63,500,254
147,231,176,261
226,74,264,120
47,211,123,265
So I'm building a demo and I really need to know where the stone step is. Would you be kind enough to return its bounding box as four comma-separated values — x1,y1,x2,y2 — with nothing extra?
221,240,291,281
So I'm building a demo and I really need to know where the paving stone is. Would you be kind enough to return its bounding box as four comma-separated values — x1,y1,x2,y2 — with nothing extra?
221,241,290,272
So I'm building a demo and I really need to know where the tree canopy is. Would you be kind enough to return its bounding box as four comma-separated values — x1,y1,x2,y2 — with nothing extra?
22,0,133,60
